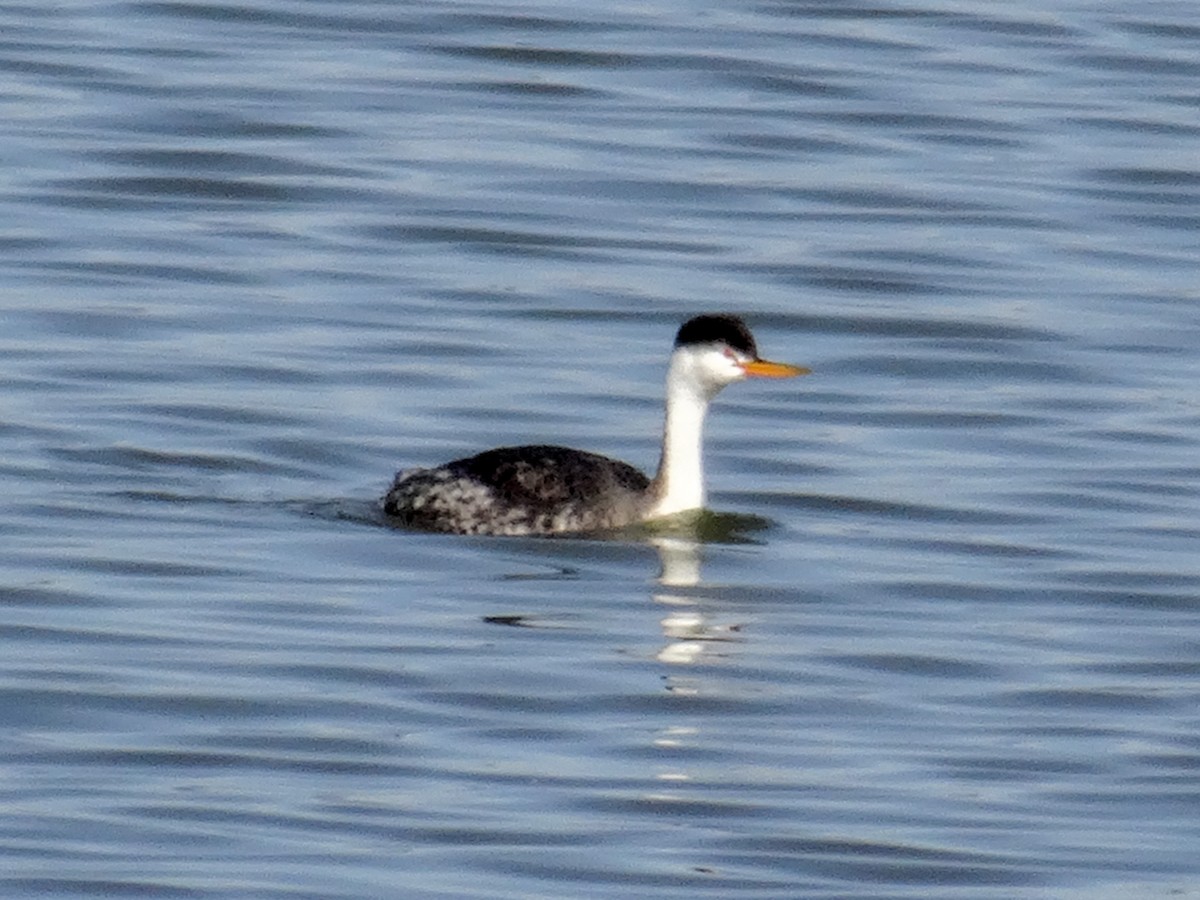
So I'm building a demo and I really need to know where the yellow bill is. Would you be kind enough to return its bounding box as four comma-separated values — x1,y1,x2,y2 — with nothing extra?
741,359,810,378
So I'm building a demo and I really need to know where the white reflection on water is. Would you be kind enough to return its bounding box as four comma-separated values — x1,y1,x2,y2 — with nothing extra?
652,535,745,667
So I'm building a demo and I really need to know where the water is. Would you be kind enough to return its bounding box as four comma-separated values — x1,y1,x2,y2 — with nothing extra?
3,1,1200,897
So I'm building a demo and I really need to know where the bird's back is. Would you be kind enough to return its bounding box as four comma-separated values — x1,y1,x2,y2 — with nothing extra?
383,445,651,535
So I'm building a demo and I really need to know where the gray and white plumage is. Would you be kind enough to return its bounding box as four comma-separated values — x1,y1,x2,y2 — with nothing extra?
383,314,807,536
383,445,650,536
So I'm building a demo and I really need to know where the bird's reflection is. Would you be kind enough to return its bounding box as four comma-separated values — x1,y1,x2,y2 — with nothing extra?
651,536,743,667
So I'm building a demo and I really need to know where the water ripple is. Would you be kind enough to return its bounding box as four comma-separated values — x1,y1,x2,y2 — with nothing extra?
3,0,1200,897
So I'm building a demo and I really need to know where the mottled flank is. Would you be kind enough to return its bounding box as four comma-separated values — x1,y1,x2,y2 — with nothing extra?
383,445,651,535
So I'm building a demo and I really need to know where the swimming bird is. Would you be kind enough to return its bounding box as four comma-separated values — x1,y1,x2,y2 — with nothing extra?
383,314,808,535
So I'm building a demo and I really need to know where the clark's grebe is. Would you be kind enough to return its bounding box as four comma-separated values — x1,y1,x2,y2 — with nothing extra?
383,314,808,535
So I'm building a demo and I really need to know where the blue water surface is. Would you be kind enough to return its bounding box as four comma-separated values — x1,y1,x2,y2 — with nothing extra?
2,1,1200,897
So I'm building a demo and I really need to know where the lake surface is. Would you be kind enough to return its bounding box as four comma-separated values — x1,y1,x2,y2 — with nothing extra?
3,0,1200,897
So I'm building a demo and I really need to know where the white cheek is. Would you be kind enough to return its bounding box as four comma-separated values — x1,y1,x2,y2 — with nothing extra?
720,357,746,381
698,358,724,383
698,356,743,389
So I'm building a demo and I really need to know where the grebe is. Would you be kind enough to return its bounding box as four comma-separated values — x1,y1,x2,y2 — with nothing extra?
383,314,808,535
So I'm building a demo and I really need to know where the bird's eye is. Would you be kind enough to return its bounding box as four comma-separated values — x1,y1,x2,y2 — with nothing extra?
722,346,737,360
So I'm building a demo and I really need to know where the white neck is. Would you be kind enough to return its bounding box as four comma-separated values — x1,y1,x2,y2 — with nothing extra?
648,351,714,517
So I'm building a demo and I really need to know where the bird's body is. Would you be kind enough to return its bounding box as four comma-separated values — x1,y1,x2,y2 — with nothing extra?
383,314,807,536
383,444,650,536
